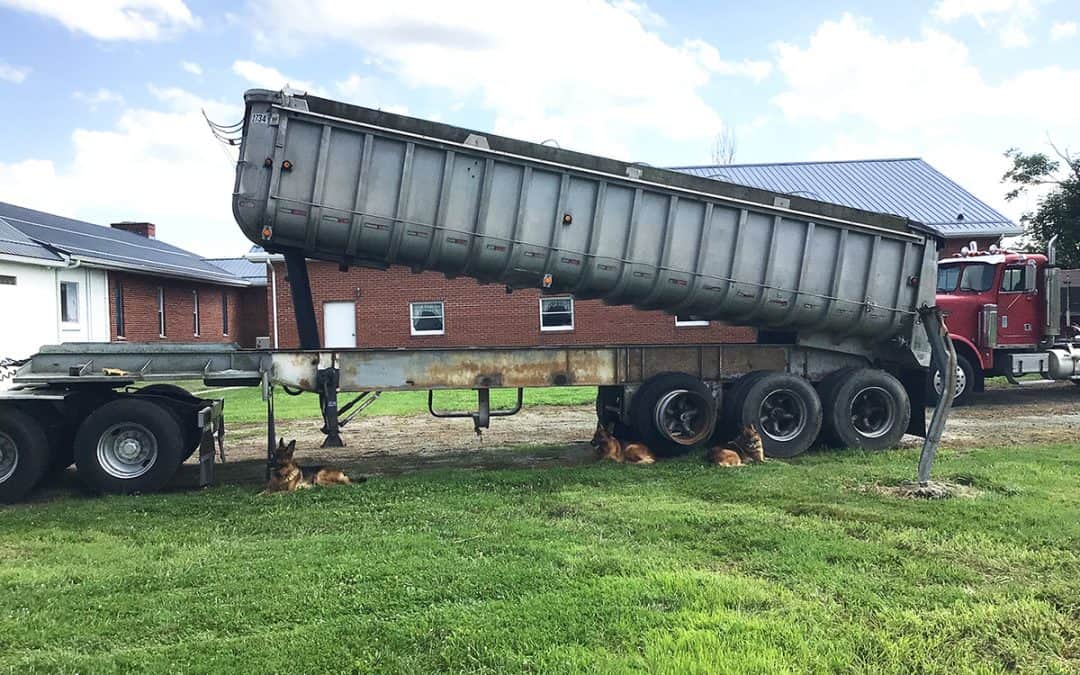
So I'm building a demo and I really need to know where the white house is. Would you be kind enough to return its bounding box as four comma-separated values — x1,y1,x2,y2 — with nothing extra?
0,216,110,362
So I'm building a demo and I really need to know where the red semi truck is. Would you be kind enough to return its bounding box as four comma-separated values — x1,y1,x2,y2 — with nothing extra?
934,236,1080,403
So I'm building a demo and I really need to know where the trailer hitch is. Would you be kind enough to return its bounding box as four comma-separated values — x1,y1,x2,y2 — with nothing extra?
428,388,525,435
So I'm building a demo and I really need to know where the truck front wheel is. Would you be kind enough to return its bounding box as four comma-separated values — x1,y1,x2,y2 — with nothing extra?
74,399,183,494
820,368,910,450
932,353,974,407
0,409,51,503
631,372,717,456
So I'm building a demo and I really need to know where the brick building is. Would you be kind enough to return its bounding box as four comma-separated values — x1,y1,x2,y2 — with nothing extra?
0,202,265,361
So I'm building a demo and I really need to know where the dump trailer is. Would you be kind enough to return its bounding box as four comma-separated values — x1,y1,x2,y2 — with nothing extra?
232,89,945,453
0,89,955,503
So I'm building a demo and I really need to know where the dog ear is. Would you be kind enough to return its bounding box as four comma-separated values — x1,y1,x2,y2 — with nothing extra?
287,439,296,451
277,437,285,450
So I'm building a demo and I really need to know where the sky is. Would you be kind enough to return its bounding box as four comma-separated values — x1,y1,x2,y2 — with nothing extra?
0,0,1077,258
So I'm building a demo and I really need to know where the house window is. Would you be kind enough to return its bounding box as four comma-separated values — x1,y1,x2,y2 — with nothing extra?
540,297,574,331
115,281,125,338
410,301,445,336
193,290,200,336
60,281,79,323
675,314,709,327
157,287,166,337
221,291,229,336
0,275,15,285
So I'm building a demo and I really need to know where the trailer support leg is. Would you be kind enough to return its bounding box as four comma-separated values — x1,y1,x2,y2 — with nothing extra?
918,307,957,485
318,365,344,448
264,373,276,481
284,249,321,350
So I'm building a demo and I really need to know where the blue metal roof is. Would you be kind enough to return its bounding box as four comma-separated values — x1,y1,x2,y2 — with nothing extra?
670,158,1021,239
0,216,63,262
203,257,267,286
0,202,248,286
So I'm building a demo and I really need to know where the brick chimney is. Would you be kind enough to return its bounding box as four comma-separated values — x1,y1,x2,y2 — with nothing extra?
111,221,156,238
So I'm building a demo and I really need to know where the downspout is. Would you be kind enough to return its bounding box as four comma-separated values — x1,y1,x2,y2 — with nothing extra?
267,260,279,349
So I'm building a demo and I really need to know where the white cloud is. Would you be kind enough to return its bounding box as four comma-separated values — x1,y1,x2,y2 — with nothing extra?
0,0,199,41
181,60,203,76
72,88,124,110
0,60,29,83
1051,21,1077,40
931,0,1043,48
775,13,1080,225
246,0,758,160
231,59,322,95
0,86,251,257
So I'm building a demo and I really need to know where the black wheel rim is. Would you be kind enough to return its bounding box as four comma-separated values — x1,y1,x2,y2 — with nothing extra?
757,389,807,442
849,387,896,439
653,389,712,445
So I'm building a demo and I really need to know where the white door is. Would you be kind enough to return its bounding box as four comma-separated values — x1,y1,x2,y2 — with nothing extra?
323,301,356,348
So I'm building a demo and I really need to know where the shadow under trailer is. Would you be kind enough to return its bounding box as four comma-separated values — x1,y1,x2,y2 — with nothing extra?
0,89,959,502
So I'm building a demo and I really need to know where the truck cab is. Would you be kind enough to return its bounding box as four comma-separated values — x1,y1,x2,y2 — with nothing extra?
935,241,1080,403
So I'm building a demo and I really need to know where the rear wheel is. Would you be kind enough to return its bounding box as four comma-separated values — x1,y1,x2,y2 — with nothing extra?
74,399,184,494
821,368,910,450
0,409,51,503
135,384,202,461
727,372,822,458
631,372,717,456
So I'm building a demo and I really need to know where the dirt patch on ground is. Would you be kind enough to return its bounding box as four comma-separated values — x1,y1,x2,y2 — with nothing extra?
178,382,1077,489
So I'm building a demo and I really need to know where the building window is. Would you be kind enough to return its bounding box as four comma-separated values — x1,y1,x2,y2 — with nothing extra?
0,275,15,286
675,314,709,327
221,291,229,336
193,290,200,336
540,297,574,331
157,287,166,337
115,281,125,338
410,301,445,336
60,281,79,323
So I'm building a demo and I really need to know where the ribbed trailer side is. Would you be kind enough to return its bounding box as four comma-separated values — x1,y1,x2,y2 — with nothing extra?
233,89,936,346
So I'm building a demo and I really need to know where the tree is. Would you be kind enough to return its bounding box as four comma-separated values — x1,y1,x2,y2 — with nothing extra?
711,127,737,165
1002,142,1080,269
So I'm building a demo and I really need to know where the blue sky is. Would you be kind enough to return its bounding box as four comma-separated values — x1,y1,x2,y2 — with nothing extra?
0,0,1077,257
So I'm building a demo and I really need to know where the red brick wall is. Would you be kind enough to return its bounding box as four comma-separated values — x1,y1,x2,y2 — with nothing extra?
269,262,756,349
107,272,249,344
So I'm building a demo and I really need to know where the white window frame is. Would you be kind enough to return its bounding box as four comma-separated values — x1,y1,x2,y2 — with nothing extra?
192,289,200,337
409,301,445,336
157,287,166,337
675,314,709,327
59,281,80,325
539,296,574,332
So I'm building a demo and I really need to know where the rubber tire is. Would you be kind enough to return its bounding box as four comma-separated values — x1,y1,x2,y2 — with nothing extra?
730,372,822,458
821,368,911,451
74,398,184,494
0,409,51,503
631,372,717,457
930,353,975,407
717,370,772,442
135,385,202,462
595,386,634,439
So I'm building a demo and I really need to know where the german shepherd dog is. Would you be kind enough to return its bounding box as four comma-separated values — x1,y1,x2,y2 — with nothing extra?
708,424,765,467
261,439,358,494
591,423,656,464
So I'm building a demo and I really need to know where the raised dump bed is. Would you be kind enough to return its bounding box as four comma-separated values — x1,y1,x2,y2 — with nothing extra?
233,89,938,354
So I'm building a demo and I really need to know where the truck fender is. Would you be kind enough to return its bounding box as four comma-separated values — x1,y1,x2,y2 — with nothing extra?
947,334,987,370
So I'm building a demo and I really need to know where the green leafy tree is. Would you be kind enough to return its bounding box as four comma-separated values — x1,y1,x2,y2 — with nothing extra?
1002,143,1080,269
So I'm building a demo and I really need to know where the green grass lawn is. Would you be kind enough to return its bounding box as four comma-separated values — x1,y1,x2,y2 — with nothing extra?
1,444,1076,672
174,382,597,424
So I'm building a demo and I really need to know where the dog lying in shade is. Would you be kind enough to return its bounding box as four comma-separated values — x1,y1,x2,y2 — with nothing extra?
708,424,765,467
261,438,360,494
591,423,656,464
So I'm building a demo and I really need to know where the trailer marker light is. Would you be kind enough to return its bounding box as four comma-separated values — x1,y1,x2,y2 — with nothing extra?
562,213,573,225
261,226,273,239
282,160,293,171
542,274,553,288
264,157,273,168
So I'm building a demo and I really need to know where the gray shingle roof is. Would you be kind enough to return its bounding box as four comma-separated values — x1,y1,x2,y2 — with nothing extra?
0,202,247,285
670,158,1021,239
203,257,267,286
0,216,63,262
